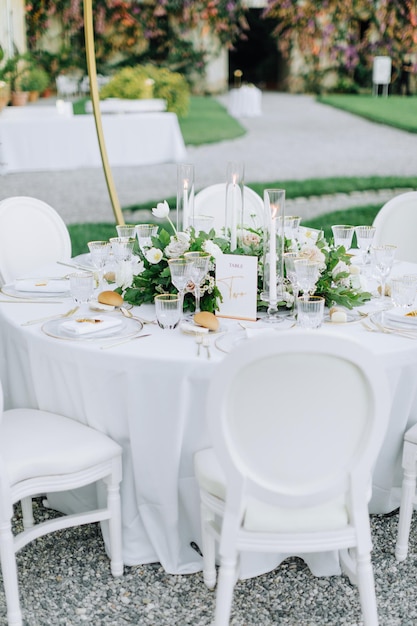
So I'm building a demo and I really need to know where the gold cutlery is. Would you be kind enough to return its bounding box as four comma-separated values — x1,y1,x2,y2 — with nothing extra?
195,334,204,356
203,336,211,359
361,319,417,340
100,333,151,350
0,298,65,304
119,307,156,325
21,306,79,326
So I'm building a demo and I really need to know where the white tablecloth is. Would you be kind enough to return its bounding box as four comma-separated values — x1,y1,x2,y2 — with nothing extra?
1,261,417,577
228,86,262,118
0,107,187,174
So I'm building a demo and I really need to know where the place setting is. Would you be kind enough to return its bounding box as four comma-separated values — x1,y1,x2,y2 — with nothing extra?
0,276,71,302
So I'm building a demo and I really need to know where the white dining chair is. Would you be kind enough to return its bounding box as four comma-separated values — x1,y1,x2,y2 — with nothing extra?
193,183,264,231
0,378,123,626
194,332,390,626
0,196,72,285
395,423,417,562
372,191,417,262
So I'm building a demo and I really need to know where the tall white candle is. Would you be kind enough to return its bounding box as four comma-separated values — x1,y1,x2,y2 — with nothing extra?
183,180,189,230
230,175,237,251
269,204,278,303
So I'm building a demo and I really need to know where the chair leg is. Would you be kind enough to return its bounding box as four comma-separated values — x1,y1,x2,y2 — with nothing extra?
356,551,378,626
0,520,23,626
106,481,123,577
214,556,238,626
21,497,34,530
396,466,416,562
201,503,217,590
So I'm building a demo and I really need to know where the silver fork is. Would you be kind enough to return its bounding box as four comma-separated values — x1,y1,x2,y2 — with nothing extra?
203,335,211,359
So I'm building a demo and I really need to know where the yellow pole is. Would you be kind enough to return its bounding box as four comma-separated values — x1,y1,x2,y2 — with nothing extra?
83,0,125,226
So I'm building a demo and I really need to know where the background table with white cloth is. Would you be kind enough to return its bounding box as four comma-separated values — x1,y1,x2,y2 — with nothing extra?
0,106,187,174
1,261,417,577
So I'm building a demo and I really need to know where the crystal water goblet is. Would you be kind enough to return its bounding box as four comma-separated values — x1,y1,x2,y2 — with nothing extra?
390,275,417,309
69,272,95,315
331,225,355,251
110,237,136,288
284,252,299,317
184,251,211,314
371,244,397,303
136,224,158,253
294,259,321,301
116,224,137,241
155,294,182,330
168,258,193,318
355,226,376,266
87,240,111,292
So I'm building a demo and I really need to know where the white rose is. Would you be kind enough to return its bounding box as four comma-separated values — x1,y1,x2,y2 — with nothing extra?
145,247,163,264
165,232,190,258
299,244,326,269
241,229,261,247
202,239,223,259
115,260,134,290
152,200,170,219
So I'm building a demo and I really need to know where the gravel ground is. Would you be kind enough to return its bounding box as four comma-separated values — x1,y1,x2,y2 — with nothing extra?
0,499,415,625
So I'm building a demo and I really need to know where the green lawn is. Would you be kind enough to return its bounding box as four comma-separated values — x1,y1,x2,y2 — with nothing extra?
317,94,417,133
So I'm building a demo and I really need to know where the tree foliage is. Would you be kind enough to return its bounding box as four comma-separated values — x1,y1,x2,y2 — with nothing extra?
264,0,417,90
25,0,249,81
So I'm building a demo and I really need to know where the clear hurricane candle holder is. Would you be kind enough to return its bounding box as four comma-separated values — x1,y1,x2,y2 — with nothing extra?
261,188,286,323
176,163,194,231
225,161,244,251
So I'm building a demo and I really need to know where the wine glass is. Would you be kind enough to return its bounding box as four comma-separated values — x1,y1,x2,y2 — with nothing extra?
69,272,95,315
136,224,158,253
294,259,321,301
184,251,211,314
331,225,355,251
110,237,136,288
168,258,193,318
284,252,299,317
355,226,376,266
87,240,111,292
116,224,137,241
371,244,397,304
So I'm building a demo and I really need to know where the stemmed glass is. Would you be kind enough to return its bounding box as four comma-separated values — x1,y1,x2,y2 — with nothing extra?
136,224,158,253
355,226,376,266
184,251,211,315
331,225,355,251
284,252,299,317
116,224,137,241
110,237,136,288
371,244,397,304
168,258,193,318
294,259,321,301
87,240,111,292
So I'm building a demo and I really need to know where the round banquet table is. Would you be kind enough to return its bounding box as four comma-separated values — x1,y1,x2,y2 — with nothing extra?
1,260,417,578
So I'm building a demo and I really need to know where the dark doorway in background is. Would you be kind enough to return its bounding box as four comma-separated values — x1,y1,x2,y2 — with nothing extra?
228,9,287,90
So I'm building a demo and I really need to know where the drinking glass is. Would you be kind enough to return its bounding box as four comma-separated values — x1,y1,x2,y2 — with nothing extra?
168,258,193,317
116,224,137,241
355,226,376,265
184,251,211,314
136,224,158,253
155,294,182,329
87,241,111,291
110,237,136,288
294,259,321,301
297,296,325,329
189,215,215,235
284,252,299,317
332,225,355,251
69,272,95,314
371,244,397,303
391,275,417,308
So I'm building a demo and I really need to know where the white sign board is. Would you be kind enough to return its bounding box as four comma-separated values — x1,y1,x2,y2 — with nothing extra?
215,254,258,321
373,56,392,85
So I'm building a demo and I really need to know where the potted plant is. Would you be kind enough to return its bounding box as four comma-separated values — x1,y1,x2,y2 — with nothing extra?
20,66,50,102
0,53,32,106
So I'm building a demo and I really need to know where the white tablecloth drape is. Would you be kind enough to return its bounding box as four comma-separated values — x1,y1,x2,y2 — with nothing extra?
1,261,417,577
0,107,187,174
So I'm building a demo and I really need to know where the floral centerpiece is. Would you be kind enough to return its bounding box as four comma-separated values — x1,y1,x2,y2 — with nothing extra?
120,201,372,313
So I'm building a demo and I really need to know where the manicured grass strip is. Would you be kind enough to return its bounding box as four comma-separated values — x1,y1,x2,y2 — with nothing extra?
317,95,417,133
178,96,246,145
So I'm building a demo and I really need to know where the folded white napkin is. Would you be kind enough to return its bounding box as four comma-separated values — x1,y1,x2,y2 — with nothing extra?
385,308,417,326
180,321,209,335
61,316,123,336
15,279,69,293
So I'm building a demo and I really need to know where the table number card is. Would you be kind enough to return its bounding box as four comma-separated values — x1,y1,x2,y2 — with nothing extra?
215,254,258,321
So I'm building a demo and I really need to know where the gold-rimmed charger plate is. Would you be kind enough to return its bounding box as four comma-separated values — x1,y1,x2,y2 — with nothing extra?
41,315,143,341
2,282,70,300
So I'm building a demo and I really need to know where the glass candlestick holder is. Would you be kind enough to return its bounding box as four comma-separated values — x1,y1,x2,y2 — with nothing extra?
225,161,244,251
176,163,194,231
261,188,286,323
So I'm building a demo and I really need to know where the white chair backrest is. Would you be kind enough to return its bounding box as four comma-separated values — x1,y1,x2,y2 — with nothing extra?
372,191,417,262
0,196,72,284
206,332,390,510
194,183,264,230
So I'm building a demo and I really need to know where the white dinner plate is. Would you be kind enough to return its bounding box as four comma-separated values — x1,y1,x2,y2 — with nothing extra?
215,319,295,354
1,282,70,299
385,307,417,327
370,310,417,333
41,314,143,341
